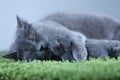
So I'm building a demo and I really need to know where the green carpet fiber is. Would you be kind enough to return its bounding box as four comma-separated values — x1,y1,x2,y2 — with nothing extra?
0,51,120,80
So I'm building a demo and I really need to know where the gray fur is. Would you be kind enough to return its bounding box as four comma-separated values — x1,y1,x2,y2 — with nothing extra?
36,13,120,60
86,39,120,58
3,17,53,61
3,16,87,61
3,13,120,61
3,38,41,61
46,34,87,61
43,13,120,40
31,20,87,61
41,13,120,60
46,36,120,59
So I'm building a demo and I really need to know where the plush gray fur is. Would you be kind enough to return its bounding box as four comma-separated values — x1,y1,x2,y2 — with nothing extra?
45,35,76,61
3,38,41,61
31,20,87,61
3,16,87,61
86,39,120,58
43,13,120,40
41,13,120,60
46,35,120,59
3,16,54,61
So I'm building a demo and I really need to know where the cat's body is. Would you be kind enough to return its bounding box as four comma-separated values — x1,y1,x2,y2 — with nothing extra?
44,13,120,40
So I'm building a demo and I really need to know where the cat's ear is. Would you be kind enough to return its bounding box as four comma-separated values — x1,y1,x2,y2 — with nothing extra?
2,51,18,60
16,15,30,29
49,35,68,46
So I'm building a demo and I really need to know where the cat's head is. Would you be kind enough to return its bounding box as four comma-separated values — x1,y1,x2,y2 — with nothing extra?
40,35,85,62
2,16,44,61
15,16,36,41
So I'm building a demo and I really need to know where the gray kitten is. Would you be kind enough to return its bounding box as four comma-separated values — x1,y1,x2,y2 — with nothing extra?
86,39,120,59
2,17,50,61
3,16,87,61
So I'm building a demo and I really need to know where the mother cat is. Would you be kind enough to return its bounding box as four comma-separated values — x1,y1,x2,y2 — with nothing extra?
44,13,120,40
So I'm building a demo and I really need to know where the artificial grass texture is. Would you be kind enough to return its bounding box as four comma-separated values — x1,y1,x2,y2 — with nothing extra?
0,51,120,80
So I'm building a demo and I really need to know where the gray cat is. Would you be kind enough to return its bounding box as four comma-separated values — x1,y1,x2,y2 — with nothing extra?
44,13,120,40
3,16,87,61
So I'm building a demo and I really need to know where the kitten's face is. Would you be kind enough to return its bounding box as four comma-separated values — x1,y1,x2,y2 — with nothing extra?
16,16,36,41
6,39,42,61
111,46,120,58
44,35,76,61
2,16,44,61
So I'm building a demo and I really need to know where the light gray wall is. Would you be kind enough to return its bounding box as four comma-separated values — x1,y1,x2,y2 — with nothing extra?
0,0,120,50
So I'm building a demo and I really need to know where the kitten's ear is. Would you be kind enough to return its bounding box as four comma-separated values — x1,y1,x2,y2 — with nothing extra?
49,35,67,46
16,15,29,29
2,51,18,60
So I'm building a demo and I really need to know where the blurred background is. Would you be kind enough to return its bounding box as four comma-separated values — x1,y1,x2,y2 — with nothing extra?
0,0,120,50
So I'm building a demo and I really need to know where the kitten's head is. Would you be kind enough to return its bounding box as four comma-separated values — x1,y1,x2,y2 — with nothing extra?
111,46,120,58
2,16,44,61
3,39,43,61
41,35,76,61
16,16,35,41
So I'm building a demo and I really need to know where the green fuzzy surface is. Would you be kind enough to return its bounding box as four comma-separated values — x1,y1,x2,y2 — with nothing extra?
0,51,120,80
